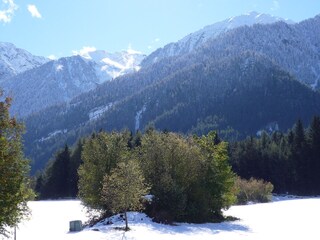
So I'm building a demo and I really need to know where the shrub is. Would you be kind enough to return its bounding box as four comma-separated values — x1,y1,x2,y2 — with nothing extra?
235,177,273,204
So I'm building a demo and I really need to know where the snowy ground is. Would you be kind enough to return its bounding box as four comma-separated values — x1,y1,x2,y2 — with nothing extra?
6,196,320,240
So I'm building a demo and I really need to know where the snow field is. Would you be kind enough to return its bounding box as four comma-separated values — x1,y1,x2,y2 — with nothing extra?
9,197,320,240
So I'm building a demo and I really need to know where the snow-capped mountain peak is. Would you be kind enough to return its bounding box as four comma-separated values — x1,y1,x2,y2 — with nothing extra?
226,11,294,28
0,42,49,80
73,47,145,80
180,11,294,46
141,12,294,67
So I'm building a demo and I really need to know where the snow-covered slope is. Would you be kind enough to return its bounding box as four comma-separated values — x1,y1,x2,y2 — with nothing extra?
10,197,320,240
75,48,146,81
0,42,48,81
142,12,293,67
2,56,101,117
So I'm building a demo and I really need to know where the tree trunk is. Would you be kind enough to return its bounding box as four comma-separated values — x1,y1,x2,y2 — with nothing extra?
124,211,129,231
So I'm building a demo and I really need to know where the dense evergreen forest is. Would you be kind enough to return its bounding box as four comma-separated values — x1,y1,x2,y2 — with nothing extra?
230,116,320,195
35,116,320,204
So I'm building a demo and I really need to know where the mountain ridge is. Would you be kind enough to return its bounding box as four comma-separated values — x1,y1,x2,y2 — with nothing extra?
0,42,49,81
141,11,293,67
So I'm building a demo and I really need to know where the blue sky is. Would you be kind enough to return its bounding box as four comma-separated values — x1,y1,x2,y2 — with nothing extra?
1,0,320,58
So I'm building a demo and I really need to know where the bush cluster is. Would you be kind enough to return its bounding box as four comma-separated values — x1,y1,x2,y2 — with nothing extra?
78,130,236,223
235,177,273,205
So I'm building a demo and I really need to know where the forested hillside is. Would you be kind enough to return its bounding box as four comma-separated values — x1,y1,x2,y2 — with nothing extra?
25,51,320,172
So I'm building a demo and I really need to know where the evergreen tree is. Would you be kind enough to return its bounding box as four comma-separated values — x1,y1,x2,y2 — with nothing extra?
41,145,71,199
0,94,34,237
306,116,320,193
292,120,307,193
68,139,84,197
229,117,320,195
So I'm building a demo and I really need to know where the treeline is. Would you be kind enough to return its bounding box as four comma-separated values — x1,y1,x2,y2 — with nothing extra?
36,130,237,223
35,116,320,207
229,116,320,195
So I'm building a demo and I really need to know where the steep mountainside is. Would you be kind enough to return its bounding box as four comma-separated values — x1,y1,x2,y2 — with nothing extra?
195,16,320,88
142,12,293,67
2,56,100,117
1,49,145,117
143,14,320,89
0,42,48,81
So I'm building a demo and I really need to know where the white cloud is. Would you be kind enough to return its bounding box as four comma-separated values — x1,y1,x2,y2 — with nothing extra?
271,0,280,11
47,54,57,60
72,46,96,59
0,0,18,23
147,38,160,51
126,43,142,54
27,4,41,18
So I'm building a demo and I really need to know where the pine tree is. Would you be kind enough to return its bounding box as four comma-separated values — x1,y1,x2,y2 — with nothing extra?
307,116,320,193
41,145,71,199
292,120,307,193
68,140,84,197
0,94,34,237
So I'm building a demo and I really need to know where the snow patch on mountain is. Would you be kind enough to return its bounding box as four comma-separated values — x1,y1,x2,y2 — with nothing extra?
38,129,67,142
257,122,280,136
56,64,64,72
89,103,114,121
135,105,147,131
311,66,320,90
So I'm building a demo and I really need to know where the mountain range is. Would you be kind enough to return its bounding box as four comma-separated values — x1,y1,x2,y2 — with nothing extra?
0,45,145,117
1,12,320,172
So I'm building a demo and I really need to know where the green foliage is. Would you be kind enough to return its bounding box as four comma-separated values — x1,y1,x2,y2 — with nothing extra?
0,94,34,237
78,131,130,210
194,132,236,219
138,131,203,221
235,177,274,205
101,159,149,231
139,130,236,222
76,130,236,223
